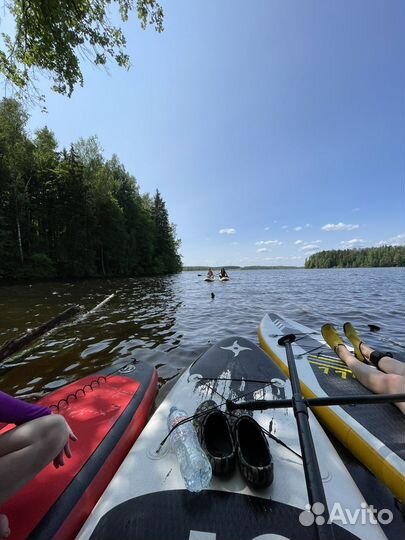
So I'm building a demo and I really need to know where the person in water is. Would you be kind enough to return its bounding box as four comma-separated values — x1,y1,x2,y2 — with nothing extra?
0,392,77,538
207,268,214,279
322,323,405,416
219,268,228,278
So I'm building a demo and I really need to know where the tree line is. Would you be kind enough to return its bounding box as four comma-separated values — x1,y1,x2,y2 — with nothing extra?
0,98,182,280
305,246,405,269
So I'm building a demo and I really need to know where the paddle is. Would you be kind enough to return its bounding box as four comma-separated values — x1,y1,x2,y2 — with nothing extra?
278,334,335,540
227,392,405,410
367,323,405,350
228,334,335,540
368,324,380,332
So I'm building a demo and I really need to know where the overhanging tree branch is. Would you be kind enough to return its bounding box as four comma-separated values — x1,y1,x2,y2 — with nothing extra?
0,0,164,98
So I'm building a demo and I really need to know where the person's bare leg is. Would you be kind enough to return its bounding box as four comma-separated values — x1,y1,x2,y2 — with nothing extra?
336,345,405,415
0,415,69,505
359,342,405,376
0,515,9,538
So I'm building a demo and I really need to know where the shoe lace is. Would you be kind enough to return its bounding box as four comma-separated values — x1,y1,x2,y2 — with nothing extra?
157,376,302,461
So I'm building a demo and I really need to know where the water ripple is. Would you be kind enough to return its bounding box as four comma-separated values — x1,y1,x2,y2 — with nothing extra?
0,268,404,397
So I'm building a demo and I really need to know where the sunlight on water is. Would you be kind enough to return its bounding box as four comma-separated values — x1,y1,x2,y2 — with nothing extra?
0,268,404,398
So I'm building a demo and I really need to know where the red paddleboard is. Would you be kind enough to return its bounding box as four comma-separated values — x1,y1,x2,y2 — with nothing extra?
0,359,157,540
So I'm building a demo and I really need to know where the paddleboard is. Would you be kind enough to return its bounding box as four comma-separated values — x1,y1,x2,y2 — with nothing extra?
219,276,230,281
78,337,388,540
0,359,158,540
259,313,405,503
204,277,215,282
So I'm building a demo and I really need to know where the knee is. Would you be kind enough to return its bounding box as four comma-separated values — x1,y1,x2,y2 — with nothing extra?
386,374,405,394
48,413,69,439
37,414,69,449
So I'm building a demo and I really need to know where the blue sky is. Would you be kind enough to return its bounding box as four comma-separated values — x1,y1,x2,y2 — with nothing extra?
3,0,404,266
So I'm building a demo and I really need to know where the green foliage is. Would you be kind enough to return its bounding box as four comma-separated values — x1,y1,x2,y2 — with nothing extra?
0,1,164,98
151,190,182,274
0,97,182,280
305,246,405,269
20,253,56,279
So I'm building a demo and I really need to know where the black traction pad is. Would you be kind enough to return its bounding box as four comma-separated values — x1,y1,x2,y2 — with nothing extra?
90,490,359,540
189,336,288,403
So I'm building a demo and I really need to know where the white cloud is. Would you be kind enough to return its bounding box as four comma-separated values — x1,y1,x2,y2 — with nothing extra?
295,240,303,245
219,228,236,235
294,226,303,231
255,240,283,246
391,233,405,245
322,222,359,232
352,208,360,212
340,238,364,249
264,256,302,262
376,233,405,247
300,244,322,251
299,240,321,250
257,248,268,253
264,226,270,231
305,223,311,228
281,225,289,230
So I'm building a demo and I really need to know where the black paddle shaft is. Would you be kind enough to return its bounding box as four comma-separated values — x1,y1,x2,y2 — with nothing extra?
278,334,335,540
227,392,405,410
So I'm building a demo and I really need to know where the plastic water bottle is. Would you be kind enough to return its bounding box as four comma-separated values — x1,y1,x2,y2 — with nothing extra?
167,406,212,492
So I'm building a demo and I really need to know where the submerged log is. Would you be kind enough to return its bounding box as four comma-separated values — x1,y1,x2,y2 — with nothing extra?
81,293,115,319
0,304,82,362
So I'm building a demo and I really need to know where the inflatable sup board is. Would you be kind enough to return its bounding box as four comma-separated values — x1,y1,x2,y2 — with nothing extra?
78,337,388,540
259,313,405,503
204,277,215,282
0,359,158,540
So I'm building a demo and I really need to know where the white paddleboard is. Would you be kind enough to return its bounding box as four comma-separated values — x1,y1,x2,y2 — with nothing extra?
78,337,388,540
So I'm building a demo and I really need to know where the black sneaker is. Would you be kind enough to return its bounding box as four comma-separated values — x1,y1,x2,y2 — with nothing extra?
194,400,236,477
234,415,273,489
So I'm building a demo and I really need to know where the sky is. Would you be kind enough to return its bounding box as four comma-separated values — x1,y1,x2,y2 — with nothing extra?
2,0,404,267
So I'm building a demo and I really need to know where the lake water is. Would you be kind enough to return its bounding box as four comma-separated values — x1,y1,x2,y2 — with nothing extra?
0,268,404,399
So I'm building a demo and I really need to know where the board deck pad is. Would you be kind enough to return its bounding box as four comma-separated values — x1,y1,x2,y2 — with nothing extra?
266,313,405,461
89,490,358,540
190,337,288,402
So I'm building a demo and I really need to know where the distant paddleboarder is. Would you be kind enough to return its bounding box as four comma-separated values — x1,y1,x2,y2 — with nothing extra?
219,268,229,279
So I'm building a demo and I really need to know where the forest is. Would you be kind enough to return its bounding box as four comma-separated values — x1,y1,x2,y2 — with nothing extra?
0,98,182,280
305,245,405,269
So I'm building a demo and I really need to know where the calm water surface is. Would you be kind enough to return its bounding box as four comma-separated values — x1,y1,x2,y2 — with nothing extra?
0,268,404,399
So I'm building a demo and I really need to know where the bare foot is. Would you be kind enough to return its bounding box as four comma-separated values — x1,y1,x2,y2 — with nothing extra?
0,514,10,538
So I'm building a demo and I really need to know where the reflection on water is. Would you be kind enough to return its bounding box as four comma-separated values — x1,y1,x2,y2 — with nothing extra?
0,268,404,398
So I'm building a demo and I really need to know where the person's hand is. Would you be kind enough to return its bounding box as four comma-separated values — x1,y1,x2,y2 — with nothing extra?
53,421,78,469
